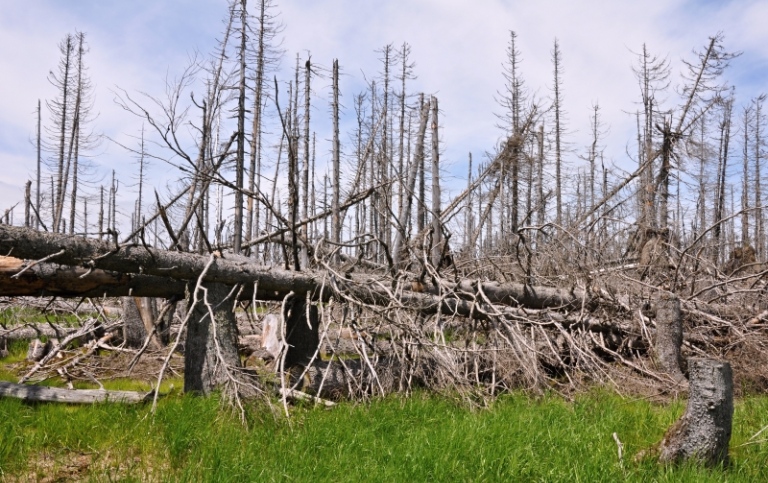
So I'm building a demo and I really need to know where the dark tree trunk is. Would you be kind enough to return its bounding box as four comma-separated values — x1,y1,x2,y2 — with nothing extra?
184,282,241,395
658,358,733,466
282,295,319,369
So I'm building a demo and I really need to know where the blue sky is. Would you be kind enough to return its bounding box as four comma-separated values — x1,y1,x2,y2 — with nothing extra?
1,0,766,229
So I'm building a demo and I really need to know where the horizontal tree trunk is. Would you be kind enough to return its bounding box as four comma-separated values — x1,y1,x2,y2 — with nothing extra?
0,380,154,404
0,255,187,298
0,226,592,317
0,324,80,340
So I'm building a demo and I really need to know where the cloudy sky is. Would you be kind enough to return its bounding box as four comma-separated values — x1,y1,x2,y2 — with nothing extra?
1,0,766,228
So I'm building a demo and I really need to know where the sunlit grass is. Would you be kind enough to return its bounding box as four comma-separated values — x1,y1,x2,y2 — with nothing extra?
1,390,767,481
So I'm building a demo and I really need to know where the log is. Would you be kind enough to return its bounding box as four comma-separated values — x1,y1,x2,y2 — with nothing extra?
0,380,155,404
0,324,79,340
0,226,591,317
0,255,188,298
657,358,733,466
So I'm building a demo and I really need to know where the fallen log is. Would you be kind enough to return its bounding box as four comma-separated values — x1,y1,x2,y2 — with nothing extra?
0,324,79,340
0,380,155,404
0,226,593,315
0,255,188,298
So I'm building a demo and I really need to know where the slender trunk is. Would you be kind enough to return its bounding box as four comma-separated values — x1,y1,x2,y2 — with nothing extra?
430,96,442,269
742,106,751,246
233,0,248,254
331,59,341,260
552,39,564,227
392,97,430,270
36,100,41,230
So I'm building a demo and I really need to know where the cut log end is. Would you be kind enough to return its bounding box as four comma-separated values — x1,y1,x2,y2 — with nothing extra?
657,358,733,467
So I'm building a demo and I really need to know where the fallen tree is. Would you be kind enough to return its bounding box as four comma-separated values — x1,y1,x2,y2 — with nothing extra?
1,224,766,407
0,226,593,314
0,380,156,404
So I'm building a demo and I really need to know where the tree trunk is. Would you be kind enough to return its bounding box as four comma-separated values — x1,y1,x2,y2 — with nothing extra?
658,358,733,466
655,295,686,382
282,295,319,369
184,282,241,395
121,296,146,348
0,380,155,404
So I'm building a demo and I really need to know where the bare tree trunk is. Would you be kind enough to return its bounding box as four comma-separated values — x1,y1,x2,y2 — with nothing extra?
742,105,752,246
658,358,733,466
655,295,685,382
552,39,564,227
714,99,732,263
282,294,319,369
392,96,430,270
755,95,766,258
53,35,73,234
301,55,312,267
331,59,341,261
233,0,248,254
121,296,146,348
430,96,442,269
184,282,241,395
36,100,42,230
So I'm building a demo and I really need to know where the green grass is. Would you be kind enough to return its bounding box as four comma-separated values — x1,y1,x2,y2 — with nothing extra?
0,306,97,328
0,390,767,481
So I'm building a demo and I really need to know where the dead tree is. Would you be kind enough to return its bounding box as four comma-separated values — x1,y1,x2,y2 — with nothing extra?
657,358,733,466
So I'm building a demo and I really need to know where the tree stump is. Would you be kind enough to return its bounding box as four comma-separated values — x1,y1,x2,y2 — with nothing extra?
27,338,51,362
121,296,146,348
260,314,283,360
658,358,733,466
184,283,241,395
655,295,686,382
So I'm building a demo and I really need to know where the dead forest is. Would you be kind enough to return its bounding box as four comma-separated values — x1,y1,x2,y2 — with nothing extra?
1,1,768,419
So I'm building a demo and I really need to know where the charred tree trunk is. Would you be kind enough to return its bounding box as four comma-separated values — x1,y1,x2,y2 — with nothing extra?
658,358,733,466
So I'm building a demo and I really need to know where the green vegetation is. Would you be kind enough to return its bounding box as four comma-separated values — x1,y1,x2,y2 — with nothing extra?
0,306,98,328
0,391,766,481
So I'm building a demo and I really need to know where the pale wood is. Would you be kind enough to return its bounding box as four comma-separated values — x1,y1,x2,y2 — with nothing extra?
0,381,154,404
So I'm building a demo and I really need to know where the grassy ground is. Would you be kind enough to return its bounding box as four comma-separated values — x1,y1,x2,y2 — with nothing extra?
0,389,767,482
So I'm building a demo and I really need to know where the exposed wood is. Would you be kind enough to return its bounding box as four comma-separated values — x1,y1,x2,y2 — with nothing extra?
0,380,155,404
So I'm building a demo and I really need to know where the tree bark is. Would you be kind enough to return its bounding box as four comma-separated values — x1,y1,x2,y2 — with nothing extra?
184,282,241,395
0,380,155,404
283,294,319,369
0,227,600,319
655,295,686,382
0,255,188,299
121,296,146,348
658,358,733,466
